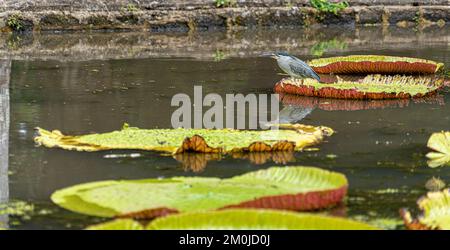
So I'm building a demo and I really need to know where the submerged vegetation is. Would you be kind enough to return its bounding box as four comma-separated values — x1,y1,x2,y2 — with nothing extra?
88,209,378,230
51,166,348,218
310,39,348,57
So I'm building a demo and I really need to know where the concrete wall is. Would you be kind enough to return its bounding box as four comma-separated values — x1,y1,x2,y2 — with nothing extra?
0,0,448,32
0,59,10,228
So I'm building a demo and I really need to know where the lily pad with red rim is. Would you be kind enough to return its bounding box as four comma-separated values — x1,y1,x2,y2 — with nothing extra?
51,166,348,218
309,55,444,74
274,75,444,100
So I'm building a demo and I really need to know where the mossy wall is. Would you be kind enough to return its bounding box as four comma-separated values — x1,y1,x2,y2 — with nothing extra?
0,0,448,32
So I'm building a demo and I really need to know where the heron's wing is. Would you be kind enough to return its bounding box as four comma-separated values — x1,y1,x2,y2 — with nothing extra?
289,57,321,81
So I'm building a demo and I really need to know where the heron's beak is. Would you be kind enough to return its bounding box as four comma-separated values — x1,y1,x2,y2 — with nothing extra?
261,52,276,59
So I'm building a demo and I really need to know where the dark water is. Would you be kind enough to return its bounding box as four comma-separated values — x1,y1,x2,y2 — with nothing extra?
1,26,449,229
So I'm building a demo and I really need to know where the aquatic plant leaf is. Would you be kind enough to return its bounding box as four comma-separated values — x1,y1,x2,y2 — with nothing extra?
426,132,450,168
274,75,444,100
34,124,333,154
0,200,34,216
147,209,378,230
308,55,444,74
51,166,348,218
86,219,144,230
87,209,378,230
401,189,450,230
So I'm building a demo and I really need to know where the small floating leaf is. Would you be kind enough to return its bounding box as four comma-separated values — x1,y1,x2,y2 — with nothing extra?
88,209,378,230
0,200,34,217
51,166,348,218
34,124,333,154
275,75,444,100
426,131,450,168
401,189,450,230
425,177,446,192
309,55,444,74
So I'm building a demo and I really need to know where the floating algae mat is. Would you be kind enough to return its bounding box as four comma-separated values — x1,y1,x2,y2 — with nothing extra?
51,166,348,218
309,55,444,74
401,189,450,230
34,124,333,154
274,75,444,100
87,209,378,230
426,131,450,168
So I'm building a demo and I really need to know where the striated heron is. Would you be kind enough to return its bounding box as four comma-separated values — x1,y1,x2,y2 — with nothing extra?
264,52,321,82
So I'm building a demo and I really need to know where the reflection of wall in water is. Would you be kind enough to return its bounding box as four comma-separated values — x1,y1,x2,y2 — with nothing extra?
0,60,10,227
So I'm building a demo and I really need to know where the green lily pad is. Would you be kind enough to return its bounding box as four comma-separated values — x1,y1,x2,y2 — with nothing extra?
34,124,333,154
87,219,144,230
275,75,444,100
426,131,450,168
87,209,379,230
51,166,348,218
308,55,444,74
401,189,450,230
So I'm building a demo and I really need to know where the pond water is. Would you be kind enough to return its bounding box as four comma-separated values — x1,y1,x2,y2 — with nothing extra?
1,26,449,229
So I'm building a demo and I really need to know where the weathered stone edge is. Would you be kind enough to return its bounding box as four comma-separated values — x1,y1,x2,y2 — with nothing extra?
0,5,448,32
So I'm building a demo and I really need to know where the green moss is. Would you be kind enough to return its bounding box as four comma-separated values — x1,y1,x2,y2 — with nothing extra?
120,4,139,13
87,15,111,26
215,0,237,8
284,74,442,96
213,50,226,62
40,14,79,27
6,14,30,32
310,0,349,15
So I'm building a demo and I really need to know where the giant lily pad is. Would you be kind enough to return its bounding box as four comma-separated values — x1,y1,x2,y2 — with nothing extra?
51,166,348,218
34,124,333,154
426,131,450,168
309,55,444,74
274,75,444,100
87,209,379,230
401,189,450,230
